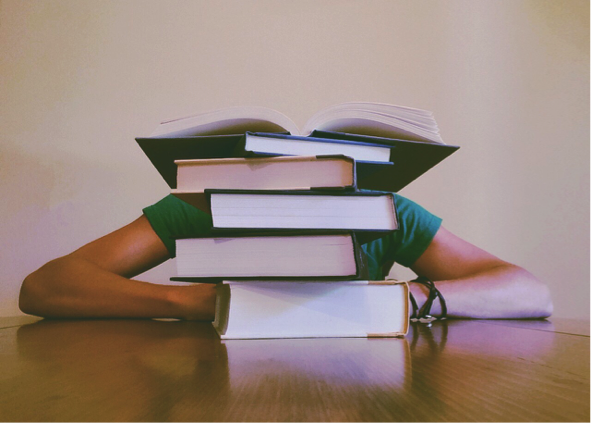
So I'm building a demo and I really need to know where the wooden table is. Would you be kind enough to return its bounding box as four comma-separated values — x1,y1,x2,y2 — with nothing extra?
0,316,588,421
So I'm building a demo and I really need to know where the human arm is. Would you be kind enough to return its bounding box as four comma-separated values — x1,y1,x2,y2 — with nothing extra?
19,215,216,320
408,226,553,319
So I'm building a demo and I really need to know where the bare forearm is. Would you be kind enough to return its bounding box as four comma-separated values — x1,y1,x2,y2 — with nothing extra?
19,257,215,320
410,264,553,319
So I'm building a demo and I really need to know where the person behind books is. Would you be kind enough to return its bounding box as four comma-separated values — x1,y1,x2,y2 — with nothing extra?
18,194,553,320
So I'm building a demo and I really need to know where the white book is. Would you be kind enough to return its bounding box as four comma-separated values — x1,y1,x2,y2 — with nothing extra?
172,190,398,232
173,233,367,280
173,155,357,192
213,280,409,339
209,191,396,231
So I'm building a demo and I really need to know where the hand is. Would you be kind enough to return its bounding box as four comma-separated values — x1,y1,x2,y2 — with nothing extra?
171,284,217,321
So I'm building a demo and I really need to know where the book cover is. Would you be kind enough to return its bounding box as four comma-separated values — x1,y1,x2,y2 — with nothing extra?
136,134,245,188
312,130,459,192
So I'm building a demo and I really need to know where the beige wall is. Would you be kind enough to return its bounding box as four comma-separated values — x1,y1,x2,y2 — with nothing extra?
1,0,588,318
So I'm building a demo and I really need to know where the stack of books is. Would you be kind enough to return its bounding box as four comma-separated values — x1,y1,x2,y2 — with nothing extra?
137,102,459,339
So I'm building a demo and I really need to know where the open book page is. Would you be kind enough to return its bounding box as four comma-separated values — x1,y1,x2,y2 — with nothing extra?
148,102,443,143
305,102,437,129
149,106,299,138
308,116,441,143
303,103,443,143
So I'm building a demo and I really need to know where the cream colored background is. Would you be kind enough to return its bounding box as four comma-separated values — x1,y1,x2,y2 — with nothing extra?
1,0,588,318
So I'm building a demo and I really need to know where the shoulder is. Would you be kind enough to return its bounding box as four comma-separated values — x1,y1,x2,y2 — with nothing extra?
390,193,443,267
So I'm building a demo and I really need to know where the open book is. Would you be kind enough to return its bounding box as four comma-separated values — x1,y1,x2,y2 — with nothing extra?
148,102,444,144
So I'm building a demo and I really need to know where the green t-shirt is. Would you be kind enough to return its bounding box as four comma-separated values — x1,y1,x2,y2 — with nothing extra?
143,194,442,280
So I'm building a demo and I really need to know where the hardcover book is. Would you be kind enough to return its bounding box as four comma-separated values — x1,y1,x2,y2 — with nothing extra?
174,155,358,192
238,132,393,164
213,280,410,339
172,189,398,233
172,232,368,282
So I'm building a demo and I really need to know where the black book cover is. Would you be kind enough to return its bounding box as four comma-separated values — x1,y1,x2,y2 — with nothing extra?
136,134,245,188
311,130,459,192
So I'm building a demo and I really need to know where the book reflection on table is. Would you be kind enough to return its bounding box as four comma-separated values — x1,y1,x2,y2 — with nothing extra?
224,336,412,388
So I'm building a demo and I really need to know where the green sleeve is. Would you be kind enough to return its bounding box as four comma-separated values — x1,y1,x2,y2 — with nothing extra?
142,195,213,258
143,193,441,277
362,193,442,280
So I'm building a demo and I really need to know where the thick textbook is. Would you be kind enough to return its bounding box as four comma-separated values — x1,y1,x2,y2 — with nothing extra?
172,232,368,282
172,189,398,233
212,280,409,339
174,155,358,192
147,102,443,143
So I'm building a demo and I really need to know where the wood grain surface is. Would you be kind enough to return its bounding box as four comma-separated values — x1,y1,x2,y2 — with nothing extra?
0,317,588,421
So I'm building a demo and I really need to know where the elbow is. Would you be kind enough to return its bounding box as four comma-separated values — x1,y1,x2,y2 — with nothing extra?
515,266,554,319
19,260,61,317
19,273,40,316
19,270,46,317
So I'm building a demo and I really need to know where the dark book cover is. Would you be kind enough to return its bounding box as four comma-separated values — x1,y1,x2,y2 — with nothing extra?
136,134,245,188
311,130,460,192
